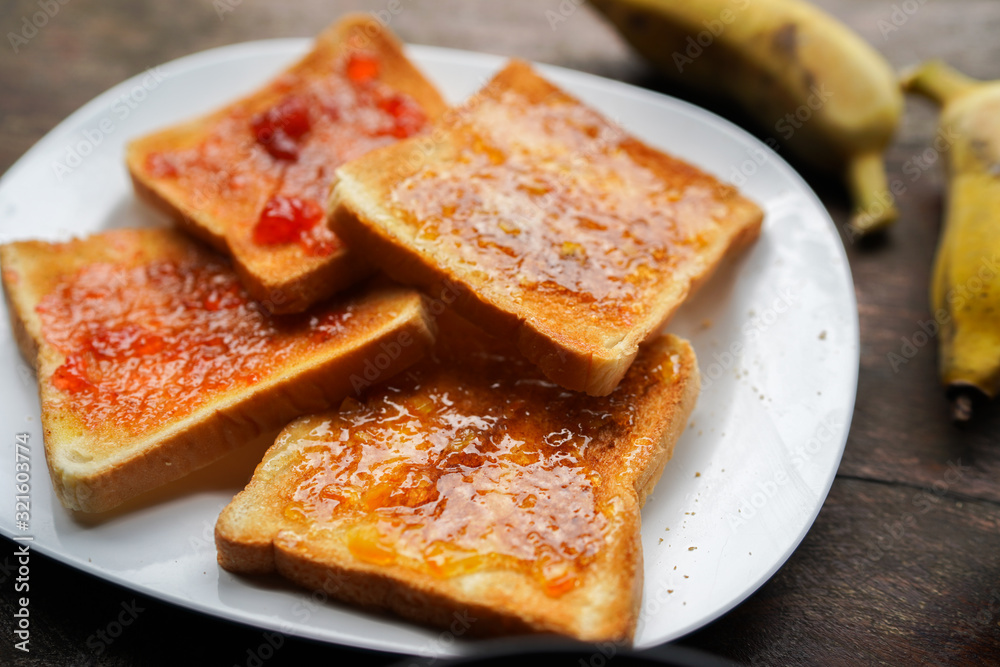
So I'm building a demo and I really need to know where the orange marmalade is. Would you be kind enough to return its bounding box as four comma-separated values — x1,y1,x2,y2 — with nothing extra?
144,51,428,257
389,89,734,331
278,318,676,597
36,255,355,436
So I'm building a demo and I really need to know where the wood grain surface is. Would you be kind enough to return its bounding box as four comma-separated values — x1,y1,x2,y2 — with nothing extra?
1,1,998,665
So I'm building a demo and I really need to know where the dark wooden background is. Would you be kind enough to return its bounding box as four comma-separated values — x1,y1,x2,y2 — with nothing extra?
1,0,999,665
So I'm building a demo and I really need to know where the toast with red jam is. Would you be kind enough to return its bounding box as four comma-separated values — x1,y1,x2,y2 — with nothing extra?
127,15,447,313
0,229,434,512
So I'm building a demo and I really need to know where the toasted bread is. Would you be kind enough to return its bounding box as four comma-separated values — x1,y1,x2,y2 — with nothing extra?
0,229,434,513
329,59,761,396
126,15,448,314
216,310,699,642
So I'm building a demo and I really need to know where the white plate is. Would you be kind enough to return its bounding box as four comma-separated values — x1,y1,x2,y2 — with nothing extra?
0,40,857,656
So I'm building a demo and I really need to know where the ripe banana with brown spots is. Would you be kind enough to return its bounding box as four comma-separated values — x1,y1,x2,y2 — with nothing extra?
590,0,903,237
902,61,1000,421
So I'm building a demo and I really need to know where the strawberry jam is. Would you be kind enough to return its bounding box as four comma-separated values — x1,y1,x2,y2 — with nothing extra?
253,195,325,245
345,52,380,83
376,94,426,138
36,253,356,436
251,95,312,161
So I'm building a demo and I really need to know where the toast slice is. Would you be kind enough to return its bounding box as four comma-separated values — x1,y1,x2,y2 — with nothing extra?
216,311,700,642
0,229,434,513
329,59,762,396
127,15,447,314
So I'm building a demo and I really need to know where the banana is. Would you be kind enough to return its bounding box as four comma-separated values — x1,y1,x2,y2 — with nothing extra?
901,61,1000,421
590,0,903,236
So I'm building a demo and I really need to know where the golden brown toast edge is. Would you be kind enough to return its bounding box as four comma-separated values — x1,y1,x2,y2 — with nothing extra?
329,59,761,396
0,229,436,512
126,14,448,314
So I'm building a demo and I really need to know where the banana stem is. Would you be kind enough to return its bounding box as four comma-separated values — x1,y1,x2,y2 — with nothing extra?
901,60,979,106
947,384,991,423
846,151,897,236
952,393,974,423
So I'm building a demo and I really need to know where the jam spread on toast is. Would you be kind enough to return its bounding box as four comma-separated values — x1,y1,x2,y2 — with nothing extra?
36,254,355,435
279,320,679,597
389,89,733,330
143,50,429,258
252,195,330,255
251,95,312,162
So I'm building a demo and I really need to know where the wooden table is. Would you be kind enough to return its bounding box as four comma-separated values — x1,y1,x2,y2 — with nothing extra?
1,1,998,664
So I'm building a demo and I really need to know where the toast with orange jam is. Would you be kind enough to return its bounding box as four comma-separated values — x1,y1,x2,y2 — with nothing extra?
329,59,762,396
215,311,699,642
127,15,447,314
0,229,434,513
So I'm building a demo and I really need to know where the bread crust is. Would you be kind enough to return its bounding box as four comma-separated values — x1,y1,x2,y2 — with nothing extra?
216,312,700,643
0,229,435,512
330,59,761,395
126,14,448,313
